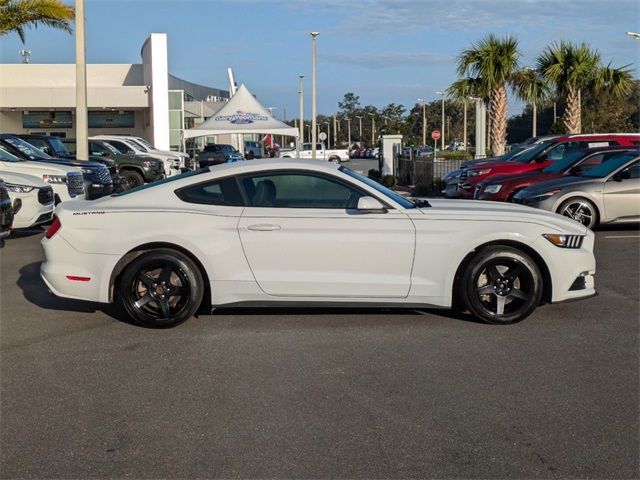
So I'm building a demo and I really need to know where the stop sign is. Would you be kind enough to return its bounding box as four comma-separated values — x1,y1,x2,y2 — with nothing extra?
431,129,441,140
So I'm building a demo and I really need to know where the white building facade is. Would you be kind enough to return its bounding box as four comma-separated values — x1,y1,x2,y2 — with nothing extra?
0,33,229,152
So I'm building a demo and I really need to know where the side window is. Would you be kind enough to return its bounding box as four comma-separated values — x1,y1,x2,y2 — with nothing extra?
546,143,566,161
90,142,110,156
65,141,77,154
176,177,244,206
620,161,640,179
579,153,605,169
302,144,311,151
26,138,52,155
240,172,365,209
108,141,131,154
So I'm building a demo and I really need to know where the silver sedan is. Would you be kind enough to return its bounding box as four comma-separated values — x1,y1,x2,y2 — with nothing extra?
513,151,640,229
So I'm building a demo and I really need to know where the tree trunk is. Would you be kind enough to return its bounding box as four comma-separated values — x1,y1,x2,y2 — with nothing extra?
489,84,507,156
563,87,581,133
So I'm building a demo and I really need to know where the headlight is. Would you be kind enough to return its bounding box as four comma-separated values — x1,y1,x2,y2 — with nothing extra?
5,183,34,193
42,174,66,184
484,184,502,194
543,233,585,248
142,160,155,167
525,189,561,203
468,168,492,177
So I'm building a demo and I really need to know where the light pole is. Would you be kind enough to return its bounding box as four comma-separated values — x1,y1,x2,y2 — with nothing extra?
324,121,331,148
417,98,427,146
367,113,375,146
267,107,277,149
346,117,351,152
436,91,445,150
306,123,311,141
469,96,486,158
524,66,538,137
298,75,304,148
333,113,338,148
463,97,468,151
356,115,363,144
310,32,320,159
75,0,88,160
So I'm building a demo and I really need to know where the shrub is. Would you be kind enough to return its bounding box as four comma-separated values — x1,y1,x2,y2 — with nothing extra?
412,181,434,196
368,169,381,181
381,175,397,188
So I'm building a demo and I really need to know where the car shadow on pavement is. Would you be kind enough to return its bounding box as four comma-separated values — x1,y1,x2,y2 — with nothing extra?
9,226,47,239
16,262,138,326
17,261,482,327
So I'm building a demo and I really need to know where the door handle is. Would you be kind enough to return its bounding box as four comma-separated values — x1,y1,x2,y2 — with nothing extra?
247,224,281,231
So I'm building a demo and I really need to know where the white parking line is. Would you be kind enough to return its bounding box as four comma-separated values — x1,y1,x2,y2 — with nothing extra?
604,235,640,239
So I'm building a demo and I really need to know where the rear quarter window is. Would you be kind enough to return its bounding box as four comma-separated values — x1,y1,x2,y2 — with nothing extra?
175,176,244,206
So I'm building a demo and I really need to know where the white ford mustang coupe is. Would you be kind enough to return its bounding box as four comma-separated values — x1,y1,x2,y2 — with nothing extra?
41,159,596,328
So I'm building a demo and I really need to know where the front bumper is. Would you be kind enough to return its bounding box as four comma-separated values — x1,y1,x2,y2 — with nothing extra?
85,182,114,200
10,192,54,228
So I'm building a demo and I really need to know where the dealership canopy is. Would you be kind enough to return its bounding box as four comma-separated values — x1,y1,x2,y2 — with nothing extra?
183,84,299,138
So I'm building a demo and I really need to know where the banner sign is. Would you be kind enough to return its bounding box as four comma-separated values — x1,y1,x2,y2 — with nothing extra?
214,111,268,125
22,111,72,129
88,111,135,128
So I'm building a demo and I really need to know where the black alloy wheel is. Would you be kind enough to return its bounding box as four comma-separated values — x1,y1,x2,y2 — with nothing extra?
460,246,543,324
122,171,145,189
118,249,203,328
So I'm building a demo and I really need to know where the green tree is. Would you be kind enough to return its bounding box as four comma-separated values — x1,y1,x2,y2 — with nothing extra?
511,68,550,137
447,78,484,150
0,0,74,43
456,34,520,156
537,41,633,134
338,92,360,117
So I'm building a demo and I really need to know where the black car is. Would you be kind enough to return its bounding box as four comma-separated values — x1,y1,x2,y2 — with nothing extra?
0,179,14,247
196,144,244,167
16,134,124,192
0,135,113,199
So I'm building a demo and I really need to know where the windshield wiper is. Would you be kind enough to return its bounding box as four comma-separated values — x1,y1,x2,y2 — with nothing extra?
413,198,431,208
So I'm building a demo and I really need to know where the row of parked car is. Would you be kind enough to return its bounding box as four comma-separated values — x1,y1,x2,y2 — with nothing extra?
441,133,640,229
0,133,193,243
350,147,379,159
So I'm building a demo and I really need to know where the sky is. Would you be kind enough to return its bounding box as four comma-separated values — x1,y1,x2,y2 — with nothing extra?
1,0,639,119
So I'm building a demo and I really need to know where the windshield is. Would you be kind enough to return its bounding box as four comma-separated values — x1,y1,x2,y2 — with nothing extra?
0,144,24,162
99,141,121,156
582,153,639,178
113,168,208,196
515,141,553,163
134,137,154,149
47,137,70,156
3,136,52,159
542,151,586,173
339,166,416,209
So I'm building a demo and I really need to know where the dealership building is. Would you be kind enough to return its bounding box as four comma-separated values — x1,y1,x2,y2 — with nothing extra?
0,33,230,152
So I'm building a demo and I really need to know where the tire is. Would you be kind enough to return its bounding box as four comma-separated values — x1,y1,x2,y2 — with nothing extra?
121,170,145,189
557,197,598,229
459,246,543,324
117,249,204,328
329,155,341,163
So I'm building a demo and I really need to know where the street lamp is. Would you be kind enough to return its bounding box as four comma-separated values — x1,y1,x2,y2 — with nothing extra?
436,91,445,150
310,32,320,160
469,96,487,159
524,66,538,137
367,113,375,146
324,121,331,148
417,98,427,146
298,75,304,146
75,0,88,160
356,115,363,143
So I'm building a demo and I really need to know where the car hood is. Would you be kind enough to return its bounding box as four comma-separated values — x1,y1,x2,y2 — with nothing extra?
517,176,602,196
0,170,49,187
36,157,105,169
0,160,81,175
483,171,560,186
414,198,588,235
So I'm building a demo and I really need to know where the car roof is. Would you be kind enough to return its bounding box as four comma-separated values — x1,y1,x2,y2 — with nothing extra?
207,158,339,175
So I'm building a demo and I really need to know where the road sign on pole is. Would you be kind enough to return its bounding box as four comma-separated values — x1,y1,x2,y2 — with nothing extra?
431,129,441,140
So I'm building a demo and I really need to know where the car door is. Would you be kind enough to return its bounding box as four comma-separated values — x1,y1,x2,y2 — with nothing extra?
603,160,640,221
237,170,415,298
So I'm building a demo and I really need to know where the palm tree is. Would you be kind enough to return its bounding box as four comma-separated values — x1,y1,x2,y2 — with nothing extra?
447,77,484,151
537,41,633,134
456,34,520,156
511,68,550,137
0,0,74,43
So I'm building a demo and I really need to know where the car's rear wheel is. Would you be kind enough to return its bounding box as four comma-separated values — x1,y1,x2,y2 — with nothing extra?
117,249,203,328
557,198,598,229
460,246,542,324
121,170,144,189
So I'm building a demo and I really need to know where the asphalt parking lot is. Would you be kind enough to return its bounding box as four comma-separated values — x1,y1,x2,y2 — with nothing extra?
1,226,638,479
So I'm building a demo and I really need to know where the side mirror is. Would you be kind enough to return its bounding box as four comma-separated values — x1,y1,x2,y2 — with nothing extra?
613,170,631,182
356,196,387,213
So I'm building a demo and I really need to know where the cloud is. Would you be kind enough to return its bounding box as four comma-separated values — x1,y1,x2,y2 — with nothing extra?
320,51,451,69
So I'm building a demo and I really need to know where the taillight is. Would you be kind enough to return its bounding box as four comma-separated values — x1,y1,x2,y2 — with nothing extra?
45,218,61,238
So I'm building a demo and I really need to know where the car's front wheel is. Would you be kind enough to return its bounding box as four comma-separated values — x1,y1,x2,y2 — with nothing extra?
117,249,204,328
121,170,144,189
459,246,543,324
557,198,598,229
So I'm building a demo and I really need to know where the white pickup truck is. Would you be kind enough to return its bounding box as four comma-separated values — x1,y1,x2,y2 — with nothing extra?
279,143,349,163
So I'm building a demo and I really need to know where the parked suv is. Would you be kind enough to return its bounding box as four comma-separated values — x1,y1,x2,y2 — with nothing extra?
0,178,13,246
63,138,164,188
16,134,122,191
197,144,244,167
1,134,112,199
0,142,84,203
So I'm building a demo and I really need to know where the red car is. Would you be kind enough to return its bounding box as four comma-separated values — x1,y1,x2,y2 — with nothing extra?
458,133,640,199
475,147,634,201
